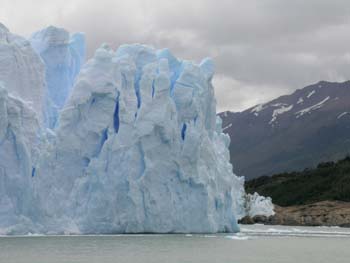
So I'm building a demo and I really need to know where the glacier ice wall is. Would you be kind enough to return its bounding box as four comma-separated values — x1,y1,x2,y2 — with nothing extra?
0,84,42,233
32,44,245,234
245,193,275,217
0,25,272,235
0,23,46,122
30,26,85,128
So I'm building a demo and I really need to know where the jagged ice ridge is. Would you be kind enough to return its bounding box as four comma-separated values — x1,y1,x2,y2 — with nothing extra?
0,24,273,234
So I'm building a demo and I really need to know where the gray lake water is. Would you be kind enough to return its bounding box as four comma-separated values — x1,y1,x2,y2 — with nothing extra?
1,224,350,263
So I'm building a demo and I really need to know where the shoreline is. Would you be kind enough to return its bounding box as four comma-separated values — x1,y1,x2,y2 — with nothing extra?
240,200,350,227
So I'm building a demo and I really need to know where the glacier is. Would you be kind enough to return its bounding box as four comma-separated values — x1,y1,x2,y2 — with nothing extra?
245,193,275,218
0,24,273,235
30,26,85,128
0,23,46,123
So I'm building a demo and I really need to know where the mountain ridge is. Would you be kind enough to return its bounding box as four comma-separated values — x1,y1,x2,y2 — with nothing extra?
219,80,350,179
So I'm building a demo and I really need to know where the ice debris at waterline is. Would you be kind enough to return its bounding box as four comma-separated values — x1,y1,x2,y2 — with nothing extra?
245,193,275,218
0,24,274,235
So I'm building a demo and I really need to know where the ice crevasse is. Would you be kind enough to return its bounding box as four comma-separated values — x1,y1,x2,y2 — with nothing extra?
30,26,85,128
0,24,274,234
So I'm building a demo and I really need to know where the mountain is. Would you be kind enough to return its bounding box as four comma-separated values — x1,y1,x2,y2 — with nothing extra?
219,80,350,179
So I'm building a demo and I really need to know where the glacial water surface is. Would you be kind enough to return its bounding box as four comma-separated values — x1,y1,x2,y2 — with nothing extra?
1,225,350,263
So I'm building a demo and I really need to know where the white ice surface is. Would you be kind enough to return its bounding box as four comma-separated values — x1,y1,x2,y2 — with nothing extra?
0,26,274,235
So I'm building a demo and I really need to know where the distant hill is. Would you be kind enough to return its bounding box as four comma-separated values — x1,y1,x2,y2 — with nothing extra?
245,156,350,206
219,81,350,179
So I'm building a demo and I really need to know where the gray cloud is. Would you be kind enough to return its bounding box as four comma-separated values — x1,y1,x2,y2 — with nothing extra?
2,0,350,112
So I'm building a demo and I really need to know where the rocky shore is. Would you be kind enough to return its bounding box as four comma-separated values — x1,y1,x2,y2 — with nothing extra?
239,201,350,227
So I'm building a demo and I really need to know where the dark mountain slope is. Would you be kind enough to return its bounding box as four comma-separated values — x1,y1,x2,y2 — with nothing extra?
219,81,350,179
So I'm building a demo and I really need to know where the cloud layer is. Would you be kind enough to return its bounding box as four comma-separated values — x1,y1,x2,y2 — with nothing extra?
2,0,350,111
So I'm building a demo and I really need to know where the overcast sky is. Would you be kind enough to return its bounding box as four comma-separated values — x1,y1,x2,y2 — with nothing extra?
2,0,350,112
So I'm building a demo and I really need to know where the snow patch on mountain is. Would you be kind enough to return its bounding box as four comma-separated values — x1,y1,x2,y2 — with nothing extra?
269,105,293,124
337,112,349,119
307,90,316,98
296,96,330,118
251,104,266,115
271,103,287,107
223,123,232,131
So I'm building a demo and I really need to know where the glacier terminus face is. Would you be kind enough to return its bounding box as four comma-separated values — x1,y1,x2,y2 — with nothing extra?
0,24,272,235
30,26,85,128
